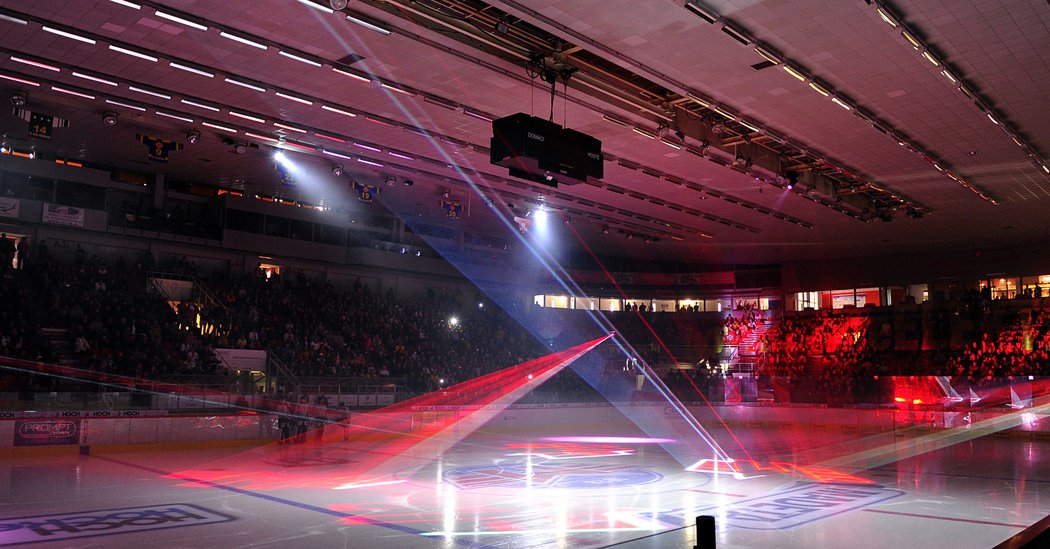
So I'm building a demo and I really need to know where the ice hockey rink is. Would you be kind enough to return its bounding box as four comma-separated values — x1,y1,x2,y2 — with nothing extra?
3,401,1049,549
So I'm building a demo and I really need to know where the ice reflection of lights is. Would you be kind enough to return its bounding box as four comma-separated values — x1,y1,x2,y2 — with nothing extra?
541,436,675,444
332,479,406,490
442,479,456,542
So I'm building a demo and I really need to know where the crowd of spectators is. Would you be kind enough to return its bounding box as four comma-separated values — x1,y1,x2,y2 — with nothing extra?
5,244,1050,408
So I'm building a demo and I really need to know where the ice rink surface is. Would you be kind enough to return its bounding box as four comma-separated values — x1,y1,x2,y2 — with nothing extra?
2,410,1049,549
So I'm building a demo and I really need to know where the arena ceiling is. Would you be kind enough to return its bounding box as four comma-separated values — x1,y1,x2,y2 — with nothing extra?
0,0,1047,266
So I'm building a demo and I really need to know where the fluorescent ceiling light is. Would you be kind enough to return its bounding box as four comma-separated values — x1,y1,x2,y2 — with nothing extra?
380,83,413,95
921,51,939,66
274,91,313,105
155,111,194,122
987,113,999,125
739,120,761,132
322,149,354,160
388,151,414,161
229,111,266,123
876,8,898,28
155,10,208,31
353,142,381,152
783,66,806,81
296,0,334,13
219,31,266,49
602,115,630,127
109,45,157,62
314,132,345,143
320,104,357,117
202,121,238,133
1042,165,1049,174
941,70,956,83
357,157,384,167
711,106,735,120
72,72,117,86
273,122,307,133
10,56,60,71
831,97,852,111
170,62,213,77
279,50,322,67
51,86,94,99
332,67,371,83
345,14,391,35
0,73,39,86
42,26,96,44
0,14,28,25
901,30,921,50
632,127,657,139
660,139,682,150
225,77,265,92
129,86,170,99
461,108,492,122
105,99,146,111
754,46,781,65
109,0,141,8
684,2,718,24
181,99,220,111
245,132,277,141
808,82,829,96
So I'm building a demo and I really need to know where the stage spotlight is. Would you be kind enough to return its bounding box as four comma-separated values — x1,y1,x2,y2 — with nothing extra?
329,0,348,9
102,111,119,126
27,148,35,160
332,164,344,176
449,316,458,326
186,130,200,144
533,208,547,227
0,142,8,154
414,250,421,257
274,151,287,162
477,302,484,308
9,90,26,106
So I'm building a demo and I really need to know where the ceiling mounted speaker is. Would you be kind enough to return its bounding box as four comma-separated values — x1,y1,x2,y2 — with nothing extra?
329,0,349,10
102,111,119,126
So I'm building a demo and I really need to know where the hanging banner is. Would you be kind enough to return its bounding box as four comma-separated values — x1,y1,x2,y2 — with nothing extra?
42,203,85,227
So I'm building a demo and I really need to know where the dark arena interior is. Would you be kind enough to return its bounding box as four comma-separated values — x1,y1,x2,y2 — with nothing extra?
1,1,1050,548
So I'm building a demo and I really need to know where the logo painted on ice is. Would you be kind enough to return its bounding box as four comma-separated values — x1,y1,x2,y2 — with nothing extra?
0,504,236,546
656,482,903,530
444,463,664,490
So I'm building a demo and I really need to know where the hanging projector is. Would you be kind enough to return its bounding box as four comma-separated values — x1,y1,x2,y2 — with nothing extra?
490,113,603,187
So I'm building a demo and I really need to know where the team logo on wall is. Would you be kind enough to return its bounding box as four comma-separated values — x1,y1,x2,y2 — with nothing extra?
0,504,236,545
444,462,663,490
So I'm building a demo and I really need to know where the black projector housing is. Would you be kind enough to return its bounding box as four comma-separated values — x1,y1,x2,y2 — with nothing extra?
490,113,603,187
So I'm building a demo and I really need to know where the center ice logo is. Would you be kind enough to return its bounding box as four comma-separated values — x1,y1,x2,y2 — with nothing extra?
444,462,663,490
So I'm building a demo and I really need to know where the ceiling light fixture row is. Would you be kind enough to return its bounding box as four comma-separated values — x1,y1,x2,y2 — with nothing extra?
866,0,1047,184
680,1,995,207
9,20,737,240
2,5,496,150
